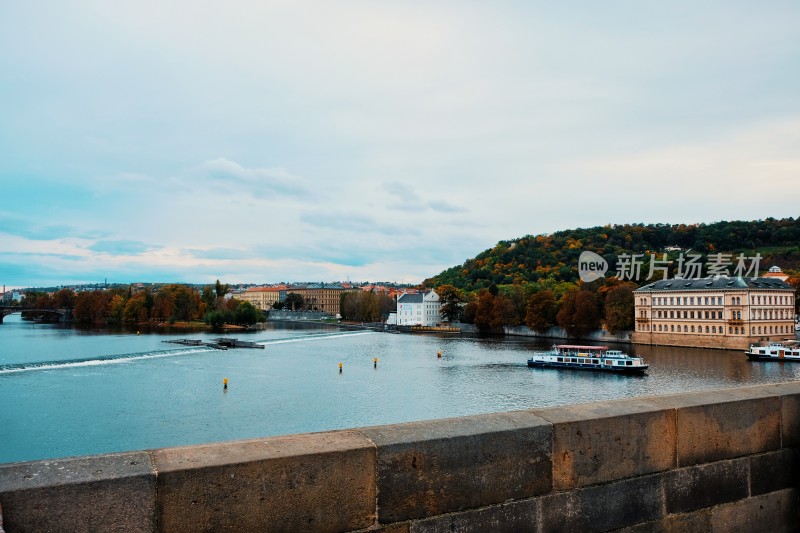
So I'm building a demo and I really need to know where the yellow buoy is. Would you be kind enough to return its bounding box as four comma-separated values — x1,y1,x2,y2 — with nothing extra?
339,362,343,373
223,378,228,390
374,357,378,368
437,351,442,358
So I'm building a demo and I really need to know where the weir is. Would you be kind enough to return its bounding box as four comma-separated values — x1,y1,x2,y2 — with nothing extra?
1,381,799,532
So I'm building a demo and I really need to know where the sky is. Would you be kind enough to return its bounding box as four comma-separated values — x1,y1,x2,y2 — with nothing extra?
1,1,799,288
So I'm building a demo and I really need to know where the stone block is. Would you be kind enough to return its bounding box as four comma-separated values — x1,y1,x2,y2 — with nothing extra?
409,499,537,533
153,430,375,533
612,509,712,533
664,457,749,514
782,392,800,447
710,488,799,533
750,448,798,496
0,451,155,533
659,388,781,466
534,397,676,490
537,473,664,533
358,411,551,523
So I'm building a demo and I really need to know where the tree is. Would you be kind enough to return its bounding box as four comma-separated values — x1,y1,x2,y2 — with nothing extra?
525,290,556,332
473,290,497,333
52,288,76,308
107,295,126,324
215,279,230,300
436,284,466,322
284,292,304,311
557,289,601,338
234,301,263,325
604,283,636,334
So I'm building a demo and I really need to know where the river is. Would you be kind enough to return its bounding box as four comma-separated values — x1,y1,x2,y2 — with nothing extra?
1,313,798,464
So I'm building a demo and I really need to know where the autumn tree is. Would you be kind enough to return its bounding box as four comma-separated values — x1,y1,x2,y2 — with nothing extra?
52,288,76,308
473,290,498,333
556,289,601,338
603,282,636,334
525,290,556,332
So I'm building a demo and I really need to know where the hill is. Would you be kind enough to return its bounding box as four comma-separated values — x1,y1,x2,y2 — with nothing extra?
424,217,800,292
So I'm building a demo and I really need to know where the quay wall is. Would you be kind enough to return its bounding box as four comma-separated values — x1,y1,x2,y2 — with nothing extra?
1,382,800,532
458,323,633,344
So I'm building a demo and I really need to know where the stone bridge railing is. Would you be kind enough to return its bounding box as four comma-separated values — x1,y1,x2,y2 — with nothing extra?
1,381,798,532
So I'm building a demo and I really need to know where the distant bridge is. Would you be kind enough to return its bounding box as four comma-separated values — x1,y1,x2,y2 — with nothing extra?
0,306,72,323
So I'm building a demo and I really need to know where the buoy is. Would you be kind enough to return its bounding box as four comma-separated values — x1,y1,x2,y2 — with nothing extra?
136,331,140,335
437,351,442,358
223,378,228,390
374,357,378,368
339,362,343,373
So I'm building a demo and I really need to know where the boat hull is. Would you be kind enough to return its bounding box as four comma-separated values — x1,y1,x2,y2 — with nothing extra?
527,359,648,374
746,353,800,362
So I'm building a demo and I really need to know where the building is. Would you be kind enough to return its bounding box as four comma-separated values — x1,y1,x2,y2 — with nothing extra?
632,276,796,350
238,286,286,311
287,283,359,316
396,290,442,327
764,265,790,282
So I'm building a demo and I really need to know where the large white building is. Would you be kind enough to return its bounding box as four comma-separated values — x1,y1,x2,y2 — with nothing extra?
395,291,442,326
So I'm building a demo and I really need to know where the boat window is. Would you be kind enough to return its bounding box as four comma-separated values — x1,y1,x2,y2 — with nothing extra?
557,357,563,362
626,361,632,366
592,359,599,364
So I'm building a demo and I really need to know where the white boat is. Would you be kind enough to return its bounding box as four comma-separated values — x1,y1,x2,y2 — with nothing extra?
745,342,800,362
527,345,648,375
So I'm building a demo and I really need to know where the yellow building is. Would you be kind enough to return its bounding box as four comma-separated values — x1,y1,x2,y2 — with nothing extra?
238,286,286,311
632,276,795,350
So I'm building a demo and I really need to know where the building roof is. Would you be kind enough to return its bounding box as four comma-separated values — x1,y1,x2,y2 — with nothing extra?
397,293,423,303
635,276,793,292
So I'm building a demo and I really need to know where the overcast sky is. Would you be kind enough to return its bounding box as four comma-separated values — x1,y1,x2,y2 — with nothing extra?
1,1,799,288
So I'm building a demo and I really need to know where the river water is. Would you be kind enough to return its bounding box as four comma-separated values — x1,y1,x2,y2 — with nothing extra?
1,314,798,464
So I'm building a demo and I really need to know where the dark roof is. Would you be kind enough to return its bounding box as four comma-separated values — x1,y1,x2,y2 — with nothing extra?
635,277,793,292
397,293,423,303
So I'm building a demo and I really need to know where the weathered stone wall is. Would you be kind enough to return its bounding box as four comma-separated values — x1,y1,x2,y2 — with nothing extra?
1,382,799,532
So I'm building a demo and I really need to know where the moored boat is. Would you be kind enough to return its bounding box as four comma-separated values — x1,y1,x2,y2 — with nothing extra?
745,342,800,362
527,345,648,374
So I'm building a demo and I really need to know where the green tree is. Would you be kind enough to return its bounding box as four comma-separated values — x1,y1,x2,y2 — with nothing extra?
233,301,263,325
284,292,304,311
436,284,465,322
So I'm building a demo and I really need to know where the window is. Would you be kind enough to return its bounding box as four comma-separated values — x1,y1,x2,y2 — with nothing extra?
705,326,710,333
712,326,716,333
691,325,695,332
684,325,688,332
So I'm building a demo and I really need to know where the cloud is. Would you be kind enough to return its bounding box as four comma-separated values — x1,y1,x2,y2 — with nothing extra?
184,158,310,198
298,210,417,237
89,240,162,255
382,183,467,213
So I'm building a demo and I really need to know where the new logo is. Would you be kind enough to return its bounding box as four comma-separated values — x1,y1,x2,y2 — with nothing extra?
578,251,608,283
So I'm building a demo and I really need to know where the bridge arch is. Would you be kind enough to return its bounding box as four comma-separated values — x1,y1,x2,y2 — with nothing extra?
0,306,72,323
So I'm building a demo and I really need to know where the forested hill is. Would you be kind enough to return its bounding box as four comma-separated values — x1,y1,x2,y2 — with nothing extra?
425,217,800,292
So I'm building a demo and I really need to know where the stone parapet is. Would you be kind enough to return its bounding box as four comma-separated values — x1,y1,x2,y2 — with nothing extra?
1,382,799,532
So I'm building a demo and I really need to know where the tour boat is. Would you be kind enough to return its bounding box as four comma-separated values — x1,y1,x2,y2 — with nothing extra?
527,345,649,374
745,342,800,362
